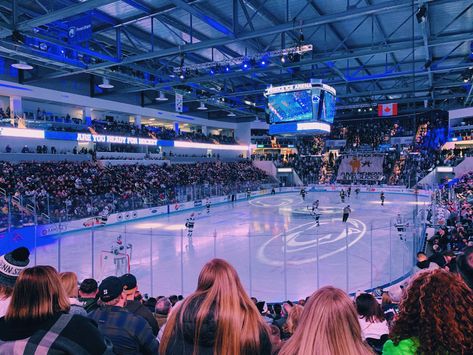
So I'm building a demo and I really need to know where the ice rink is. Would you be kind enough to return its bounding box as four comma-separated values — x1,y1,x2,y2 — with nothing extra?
34,190,428,302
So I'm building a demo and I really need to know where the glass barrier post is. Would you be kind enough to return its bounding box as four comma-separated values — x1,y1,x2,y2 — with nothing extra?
149,228,153,297
316,225,320,290
91,225,95,279
389,220,393,282
370,223,374,289
248,229,253,297
180,229,184,296
345,222,349,293
283,230,287,301
213,229,217,258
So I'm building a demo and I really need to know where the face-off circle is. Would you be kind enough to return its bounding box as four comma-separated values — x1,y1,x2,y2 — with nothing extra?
257,218,366,266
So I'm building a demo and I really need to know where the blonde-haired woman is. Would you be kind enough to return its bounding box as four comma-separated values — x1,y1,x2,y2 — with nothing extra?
279,286,373,355
59,271,87,316
0,265,109,354
281,304,304,340
159,258,271,355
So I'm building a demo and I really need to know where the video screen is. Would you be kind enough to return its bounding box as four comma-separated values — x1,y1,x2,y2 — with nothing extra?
320,91,336,124
268,90,313,123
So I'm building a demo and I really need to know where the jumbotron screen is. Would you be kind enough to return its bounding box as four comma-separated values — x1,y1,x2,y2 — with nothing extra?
320,91,336,124
264,82,336,135
267,90,313,123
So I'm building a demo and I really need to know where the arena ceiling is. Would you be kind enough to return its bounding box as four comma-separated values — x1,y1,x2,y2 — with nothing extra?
0,0,472,121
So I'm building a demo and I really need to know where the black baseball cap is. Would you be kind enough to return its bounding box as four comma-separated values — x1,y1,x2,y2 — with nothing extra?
99,276,124,302
119,273,137,290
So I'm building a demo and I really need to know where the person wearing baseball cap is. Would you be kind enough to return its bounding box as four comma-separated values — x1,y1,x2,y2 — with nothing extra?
88,276,159,354
120,273,159,336
0,247,30,317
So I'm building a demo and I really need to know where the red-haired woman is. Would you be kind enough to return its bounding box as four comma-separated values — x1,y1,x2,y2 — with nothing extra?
159,258,271,355
383,269,473,354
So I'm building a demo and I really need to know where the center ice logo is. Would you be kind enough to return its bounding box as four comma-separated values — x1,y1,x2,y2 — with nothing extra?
257,218,366,266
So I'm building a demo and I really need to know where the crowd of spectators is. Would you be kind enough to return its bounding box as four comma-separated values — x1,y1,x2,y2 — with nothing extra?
426,171,473,254
0,161,273,226
1,246,472,355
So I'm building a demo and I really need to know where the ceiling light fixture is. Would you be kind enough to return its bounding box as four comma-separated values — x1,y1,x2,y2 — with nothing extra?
98,77,114,89
155,91,168,101
11,61,33,70
197,102,208,110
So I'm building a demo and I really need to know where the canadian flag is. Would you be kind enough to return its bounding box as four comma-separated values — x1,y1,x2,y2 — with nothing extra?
378,103,398,117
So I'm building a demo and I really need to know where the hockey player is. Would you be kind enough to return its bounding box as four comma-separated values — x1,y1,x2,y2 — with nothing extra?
342,205,351,223
395,213,408,240
380,192,385,206
205,197,211,214
340,189,346,203
355,188,360,198
311,207,321,227
300,188,306,201
313,200,320,210
246,188,251,200
347,187,352,198
185,213,196,239
110,235,132,276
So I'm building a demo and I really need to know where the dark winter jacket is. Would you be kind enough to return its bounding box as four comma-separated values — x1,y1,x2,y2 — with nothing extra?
0,312,110,354
125,300,159,336
163,296,272,355
79,296,99,313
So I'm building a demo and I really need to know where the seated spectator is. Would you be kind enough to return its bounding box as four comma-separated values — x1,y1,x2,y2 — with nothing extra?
429,250,455,270
281,304,304,340
257,301,274,325
120,273,159,336
457,246,473,290
89,276,158,355
154,297,172,329
268,325,283,355
78,278,99,313
355,293,389,341
60,271,87,316
383,269,473,354
413,251,439,273
0,266,109,354
380,292,398,324
279,286,372,355
0,247,30,317
159,258,271,355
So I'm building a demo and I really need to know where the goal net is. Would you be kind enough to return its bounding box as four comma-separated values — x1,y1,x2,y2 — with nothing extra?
99,251,130,279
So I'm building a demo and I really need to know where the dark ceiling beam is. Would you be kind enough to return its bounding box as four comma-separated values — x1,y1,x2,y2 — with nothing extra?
111,31,473,93
15,0,118,32
34,0,420,78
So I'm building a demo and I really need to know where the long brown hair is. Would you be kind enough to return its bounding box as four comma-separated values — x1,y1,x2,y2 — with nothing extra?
282,304,304,336
59,271,79,298
159,258,267,355
390,269,473,354
5,265,70,321
279,287,372,355
356,293,385,323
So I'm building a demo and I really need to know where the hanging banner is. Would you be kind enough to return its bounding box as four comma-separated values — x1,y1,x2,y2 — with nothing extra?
175,93,183,113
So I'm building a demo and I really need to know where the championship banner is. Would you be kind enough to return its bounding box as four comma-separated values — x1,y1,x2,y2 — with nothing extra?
175,93,183,113
337,155,385,182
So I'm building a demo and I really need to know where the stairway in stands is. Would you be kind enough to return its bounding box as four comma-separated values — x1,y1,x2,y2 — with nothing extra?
319,152,335,184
